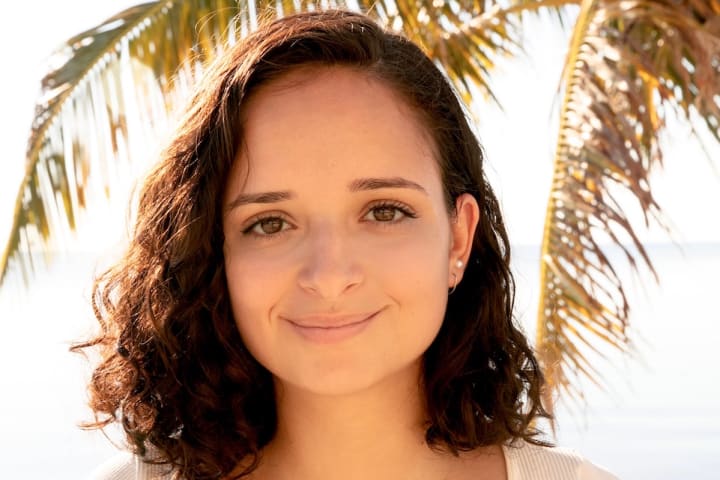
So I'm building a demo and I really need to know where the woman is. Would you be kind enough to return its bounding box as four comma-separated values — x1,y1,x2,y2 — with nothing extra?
84,9,616,480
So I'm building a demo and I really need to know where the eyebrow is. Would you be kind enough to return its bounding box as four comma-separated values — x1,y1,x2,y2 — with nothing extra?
225,176,428,210
348,176,428,194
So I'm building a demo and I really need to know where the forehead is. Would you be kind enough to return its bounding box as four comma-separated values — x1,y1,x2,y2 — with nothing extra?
228,66,442,197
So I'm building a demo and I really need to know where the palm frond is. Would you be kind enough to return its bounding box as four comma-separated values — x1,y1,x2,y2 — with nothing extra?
536,0,720,414
0,0,256,284
363,0,526,104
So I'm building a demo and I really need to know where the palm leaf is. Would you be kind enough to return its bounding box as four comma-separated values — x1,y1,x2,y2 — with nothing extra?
536,0,720,414
0,0,247,284
366,0,523,104
1,0,523,286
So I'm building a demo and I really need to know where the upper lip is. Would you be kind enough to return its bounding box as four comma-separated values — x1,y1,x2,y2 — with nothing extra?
283,310,380,329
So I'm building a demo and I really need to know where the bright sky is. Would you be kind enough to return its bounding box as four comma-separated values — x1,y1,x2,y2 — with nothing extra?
1,0,719,270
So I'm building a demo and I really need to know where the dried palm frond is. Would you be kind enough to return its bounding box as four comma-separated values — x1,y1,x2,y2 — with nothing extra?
536,0,720,414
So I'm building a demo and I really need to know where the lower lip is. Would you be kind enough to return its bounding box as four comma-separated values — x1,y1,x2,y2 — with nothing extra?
286,312,378,344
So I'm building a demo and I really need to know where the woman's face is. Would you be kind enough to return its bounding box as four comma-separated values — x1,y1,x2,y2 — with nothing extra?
222,66,478,396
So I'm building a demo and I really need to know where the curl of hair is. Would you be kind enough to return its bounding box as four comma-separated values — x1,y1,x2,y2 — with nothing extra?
74,9,551,480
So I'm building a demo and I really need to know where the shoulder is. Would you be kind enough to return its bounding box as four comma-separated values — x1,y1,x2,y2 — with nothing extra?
502,441,619,480
87,452,175,480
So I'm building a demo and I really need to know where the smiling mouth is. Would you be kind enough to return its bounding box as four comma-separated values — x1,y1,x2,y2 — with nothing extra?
284,310,380,343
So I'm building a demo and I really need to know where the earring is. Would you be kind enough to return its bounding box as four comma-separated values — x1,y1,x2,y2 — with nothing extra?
456,259,463,269
449,273,458,295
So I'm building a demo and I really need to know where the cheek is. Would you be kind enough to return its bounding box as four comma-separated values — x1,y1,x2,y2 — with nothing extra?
372,228,450,334
373,227,449,290
225,254,275,301
223,239,296,311
223,254,283,362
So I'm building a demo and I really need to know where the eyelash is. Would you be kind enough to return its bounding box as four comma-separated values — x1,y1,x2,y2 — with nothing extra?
241,200,418,239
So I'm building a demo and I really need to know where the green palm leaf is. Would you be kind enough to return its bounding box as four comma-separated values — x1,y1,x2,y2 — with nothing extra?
536,0,720,414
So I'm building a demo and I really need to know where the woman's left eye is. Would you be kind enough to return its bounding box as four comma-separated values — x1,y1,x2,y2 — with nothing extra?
363,202,417,223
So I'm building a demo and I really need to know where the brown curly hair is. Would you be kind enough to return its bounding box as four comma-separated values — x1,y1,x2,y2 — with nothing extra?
74,8,551,480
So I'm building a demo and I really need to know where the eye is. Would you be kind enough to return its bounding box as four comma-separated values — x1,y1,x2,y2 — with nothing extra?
364,201,417,224
242,214,292,237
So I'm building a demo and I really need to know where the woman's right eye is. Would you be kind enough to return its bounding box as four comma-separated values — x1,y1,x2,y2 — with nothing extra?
242,215,292,237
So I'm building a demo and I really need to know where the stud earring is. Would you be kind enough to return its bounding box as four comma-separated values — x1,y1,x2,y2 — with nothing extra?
456,259,463,269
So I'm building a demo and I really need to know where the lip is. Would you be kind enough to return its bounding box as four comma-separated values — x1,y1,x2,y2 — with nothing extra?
283,310,380,344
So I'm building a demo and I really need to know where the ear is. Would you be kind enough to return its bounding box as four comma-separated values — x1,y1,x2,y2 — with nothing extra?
448,193,480,288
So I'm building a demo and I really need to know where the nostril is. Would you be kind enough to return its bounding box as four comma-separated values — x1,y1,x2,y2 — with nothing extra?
297,261,364,298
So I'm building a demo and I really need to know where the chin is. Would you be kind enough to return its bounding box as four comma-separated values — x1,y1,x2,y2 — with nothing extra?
275,356,424,398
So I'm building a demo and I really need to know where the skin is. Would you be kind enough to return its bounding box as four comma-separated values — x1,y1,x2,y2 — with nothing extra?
222,66,505,480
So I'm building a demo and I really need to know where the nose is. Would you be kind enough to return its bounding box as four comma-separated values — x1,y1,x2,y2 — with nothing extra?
297,222,363,299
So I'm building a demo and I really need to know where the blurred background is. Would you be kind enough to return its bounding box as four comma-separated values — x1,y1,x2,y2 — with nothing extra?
1,1,719,478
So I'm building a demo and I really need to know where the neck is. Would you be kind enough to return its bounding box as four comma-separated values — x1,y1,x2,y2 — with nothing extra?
257,361,448,480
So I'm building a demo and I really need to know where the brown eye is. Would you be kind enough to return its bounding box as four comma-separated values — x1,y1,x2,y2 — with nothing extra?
258,218,284,234
364,201,417,224
242,215,291,237
372,206,399,222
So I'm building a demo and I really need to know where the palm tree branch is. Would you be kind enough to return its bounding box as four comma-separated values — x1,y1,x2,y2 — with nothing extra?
536,0,720,414
0,0,250,284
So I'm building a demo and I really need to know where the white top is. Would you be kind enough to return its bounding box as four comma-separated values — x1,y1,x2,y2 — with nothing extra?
502,442,617,479
89,441,618,479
